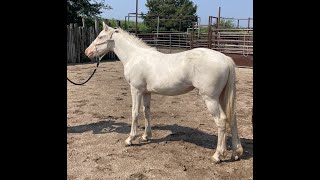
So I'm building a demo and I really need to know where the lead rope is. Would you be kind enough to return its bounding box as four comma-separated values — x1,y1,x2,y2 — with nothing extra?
67,47,104,85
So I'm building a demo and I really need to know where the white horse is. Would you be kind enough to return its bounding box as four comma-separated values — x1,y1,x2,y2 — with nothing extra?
85,22,243,163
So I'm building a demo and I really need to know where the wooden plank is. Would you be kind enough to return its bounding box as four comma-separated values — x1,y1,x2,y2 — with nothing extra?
95,18,99,36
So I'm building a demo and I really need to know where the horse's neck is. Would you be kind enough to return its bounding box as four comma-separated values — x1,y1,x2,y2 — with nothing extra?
112,33,140,65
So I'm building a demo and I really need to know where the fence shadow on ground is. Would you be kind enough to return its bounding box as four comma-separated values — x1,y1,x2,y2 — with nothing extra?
67,119,130,134
67,118,253,160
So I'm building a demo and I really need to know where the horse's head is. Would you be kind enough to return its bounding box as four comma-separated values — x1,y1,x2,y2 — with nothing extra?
85,22,119,60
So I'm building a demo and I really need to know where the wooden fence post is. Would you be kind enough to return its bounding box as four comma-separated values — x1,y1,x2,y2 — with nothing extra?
82,17,86,27
95,18,99,35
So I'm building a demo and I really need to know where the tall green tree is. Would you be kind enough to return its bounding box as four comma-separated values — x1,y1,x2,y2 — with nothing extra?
67,0,112,25
215,19,235,29
142,0,197,32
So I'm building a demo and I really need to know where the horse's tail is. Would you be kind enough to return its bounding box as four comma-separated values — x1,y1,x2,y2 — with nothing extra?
220,56,236,132
220,55,243,159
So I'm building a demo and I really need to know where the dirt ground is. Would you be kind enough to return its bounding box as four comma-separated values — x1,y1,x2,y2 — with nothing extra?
67,56,253,179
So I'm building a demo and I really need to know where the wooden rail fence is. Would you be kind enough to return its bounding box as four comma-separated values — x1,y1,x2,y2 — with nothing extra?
67,25,252,64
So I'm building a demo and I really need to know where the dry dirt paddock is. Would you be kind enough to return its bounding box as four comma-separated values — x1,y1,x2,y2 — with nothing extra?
67,59,253,180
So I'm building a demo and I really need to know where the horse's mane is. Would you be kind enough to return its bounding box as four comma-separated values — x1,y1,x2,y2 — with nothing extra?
117,28,157,51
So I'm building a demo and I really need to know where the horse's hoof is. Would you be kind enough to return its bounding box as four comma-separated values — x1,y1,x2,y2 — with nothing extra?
233,156,239,161
125,139,132,146
211,156,221,164
231,145,243,161
141,135,151,142
231,154,240,161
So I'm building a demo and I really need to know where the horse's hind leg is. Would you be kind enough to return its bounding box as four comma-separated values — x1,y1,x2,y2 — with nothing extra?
125,86,142,146
229,113,243,161
203,95,228,163
142,93,152,141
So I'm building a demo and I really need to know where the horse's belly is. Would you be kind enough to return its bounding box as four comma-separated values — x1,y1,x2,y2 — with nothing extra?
147,82,194,96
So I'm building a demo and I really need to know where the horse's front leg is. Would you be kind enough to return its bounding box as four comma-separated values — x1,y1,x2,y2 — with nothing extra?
125,86,142,146
142,93,152,141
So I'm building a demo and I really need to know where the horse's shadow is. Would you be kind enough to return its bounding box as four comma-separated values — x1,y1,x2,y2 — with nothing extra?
67,119,253,160
67,119,130,134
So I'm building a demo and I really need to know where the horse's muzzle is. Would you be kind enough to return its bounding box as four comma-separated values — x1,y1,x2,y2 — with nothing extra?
85,49,95,60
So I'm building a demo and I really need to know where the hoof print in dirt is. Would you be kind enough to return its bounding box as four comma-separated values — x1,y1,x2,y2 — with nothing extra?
183,165,187,171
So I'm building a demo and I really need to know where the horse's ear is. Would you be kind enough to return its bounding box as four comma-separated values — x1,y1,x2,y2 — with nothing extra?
103,22,108,31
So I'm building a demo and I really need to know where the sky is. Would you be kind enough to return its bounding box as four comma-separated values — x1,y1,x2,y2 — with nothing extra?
100,0,253,27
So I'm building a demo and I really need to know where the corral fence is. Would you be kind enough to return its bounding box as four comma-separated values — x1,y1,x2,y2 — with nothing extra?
67,16,253,63
67,24,95,63
206,16,253,55
137,16,253,55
